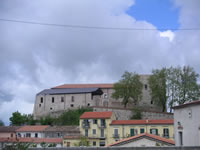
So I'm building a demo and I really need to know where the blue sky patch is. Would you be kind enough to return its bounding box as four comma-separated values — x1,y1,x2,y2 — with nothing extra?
126,0,180,31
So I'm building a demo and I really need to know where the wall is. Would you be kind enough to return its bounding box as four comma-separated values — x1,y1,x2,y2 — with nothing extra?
174,104,200,146
93,107,173,120
17,132,44,138
29,146,200,150
0,132,16,138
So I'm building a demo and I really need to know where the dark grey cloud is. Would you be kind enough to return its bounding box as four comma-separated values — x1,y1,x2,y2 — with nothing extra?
0,0,200,124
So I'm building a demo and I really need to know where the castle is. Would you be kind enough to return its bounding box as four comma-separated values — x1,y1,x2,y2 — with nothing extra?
33,75,162,119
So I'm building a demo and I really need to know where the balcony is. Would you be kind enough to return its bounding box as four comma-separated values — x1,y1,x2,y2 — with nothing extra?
82,123,90,129
113,134,120,138
98,124,106,128
162,134,169,138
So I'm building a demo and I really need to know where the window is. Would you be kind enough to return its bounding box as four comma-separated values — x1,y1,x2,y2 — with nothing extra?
17,133,21,137
26,133,31,137
179,131,183,146
11,133,13,138
151,100,153,104
57,133,60,137
88,103,90,106
93,129,96,135
163,128,169,138
93,119,97,124
114,128,119,137
150,128,158,135
100,119,106,127
41,97,43,103
130,128,135,136
67,142,70,147
71,96,74,102
145,84,148,90
99,141,105,147
52,97,54,103
61,97,64,102
140,128,145,134
93,141,96,146
85,129,88,137
39,104,41,107
103,93,108,99
70,104,74,107
35,133,38,138
101,129,104,137
50,107,53,110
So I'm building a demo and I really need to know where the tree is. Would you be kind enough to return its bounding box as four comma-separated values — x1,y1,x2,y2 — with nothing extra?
74,136,90,147
0,120,4,126
9,111,27,126
112,71,143,108
131,108,142,119
148,68,167,112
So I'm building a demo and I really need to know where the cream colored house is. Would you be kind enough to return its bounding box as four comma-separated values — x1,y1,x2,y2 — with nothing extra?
63,111,174,147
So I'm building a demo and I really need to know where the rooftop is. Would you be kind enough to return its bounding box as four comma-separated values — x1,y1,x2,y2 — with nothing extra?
44,126,80,133
80,111,113,119
111,119,174,125
0,126,20,132
172,100,200,109
37,87,103,95
52,84,114,89
108,133,175,146
16,125,49,132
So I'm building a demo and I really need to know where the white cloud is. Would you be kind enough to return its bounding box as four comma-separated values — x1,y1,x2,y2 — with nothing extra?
160,30,175,42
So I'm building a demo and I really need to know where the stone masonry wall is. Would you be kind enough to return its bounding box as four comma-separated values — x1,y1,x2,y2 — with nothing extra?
93,106,173,120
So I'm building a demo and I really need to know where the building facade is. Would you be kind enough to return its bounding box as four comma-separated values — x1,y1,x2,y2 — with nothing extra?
34,75,162,119
63,111,174,147
173,100,200,146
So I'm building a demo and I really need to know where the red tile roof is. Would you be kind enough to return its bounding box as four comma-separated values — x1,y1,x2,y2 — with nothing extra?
0,138,62,143
52,84,113,89
172,100,200,109
16,126,49,132
111,119,174,125
80,111,113,119
108,133,175,146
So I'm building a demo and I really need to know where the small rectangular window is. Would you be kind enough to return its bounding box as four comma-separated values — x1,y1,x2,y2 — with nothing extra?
93,141,96,146
93,129,96,135
52,97,54,103
39,104,41,107
41,97,43,103
93,119,97,124
35,133,38,138
140,128,145,134
145,84,148,90
70,104,74,107
61,97,64,102
71,96,74,102
85,129,88,137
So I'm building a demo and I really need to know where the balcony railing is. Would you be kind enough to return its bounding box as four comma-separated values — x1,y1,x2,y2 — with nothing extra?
162,134,169,138
98,124,106,128
82,123,90,128
113,134,120,138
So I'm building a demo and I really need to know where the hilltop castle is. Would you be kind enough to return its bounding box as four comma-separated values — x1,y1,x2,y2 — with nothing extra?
33,75,162,119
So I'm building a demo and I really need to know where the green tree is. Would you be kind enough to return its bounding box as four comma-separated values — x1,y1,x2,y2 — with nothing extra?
148,68,167,112
40,115,55,125
131,108,142,119
9,111,27,126
0,120,4,126
112,71,143,108
74,136,90,147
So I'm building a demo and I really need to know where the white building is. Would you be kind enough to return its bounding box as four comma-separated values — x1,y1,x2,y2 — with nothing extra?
173,100,200,146
16,125,49,138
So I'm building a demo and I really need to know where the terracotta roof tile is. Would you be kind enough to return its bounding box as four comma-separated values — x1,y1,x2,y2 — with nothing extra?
52,84,113,89
172,100,200,109
111,119,174,125
16,125,49,132
80,111,112,119
108,133,175,146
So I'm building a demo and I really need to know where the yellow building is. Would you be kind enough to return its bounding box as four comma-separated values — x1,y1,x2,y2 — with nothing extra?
63,111,174,147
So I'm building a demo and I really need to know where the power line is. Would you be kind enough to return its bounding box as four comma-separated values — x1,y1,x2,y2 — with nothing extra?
0,18,200,31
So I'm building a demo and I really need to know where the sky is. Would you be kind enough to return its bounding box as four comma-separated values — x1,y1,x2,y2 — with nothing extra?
0,0,200,125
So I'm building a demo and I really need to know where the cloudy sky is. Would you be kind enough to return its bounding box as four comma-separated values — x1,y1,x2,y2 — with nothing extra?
0,0,200,124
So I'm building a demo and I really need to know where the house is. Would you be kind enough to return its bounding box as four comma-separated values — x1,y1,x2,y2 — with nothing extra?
173,100,200,146
108,133,175,147
16,125,49,138
63,111,174,147
0,126,20,139
44,126,80,138
33,75,162,119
